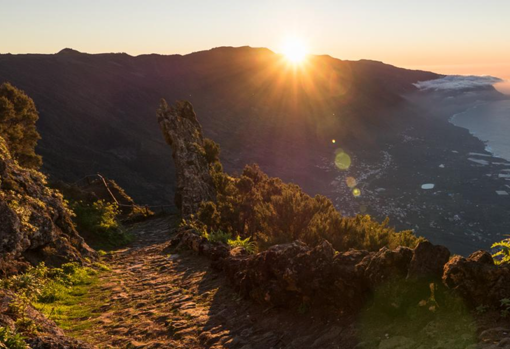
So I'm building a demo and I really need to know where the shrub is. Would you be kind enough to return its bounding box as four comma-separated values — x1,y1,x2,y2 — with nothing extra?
204,138,221,165
1,262,98,305
0,327,28,349
197,164,423,252
204,229,232,244
71,200,132,249
0,82,42,169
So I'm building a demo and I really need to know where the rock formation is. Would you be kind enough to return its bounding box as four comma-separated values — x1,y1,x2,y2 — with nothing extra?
0,136,95,276
168,226,454,311
443,250,510,307
157,100,216,216
172,223,510,312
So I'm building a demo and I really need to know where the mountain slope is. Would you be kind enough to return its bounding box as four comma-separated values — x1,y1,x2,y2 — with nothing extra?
0,47,439,205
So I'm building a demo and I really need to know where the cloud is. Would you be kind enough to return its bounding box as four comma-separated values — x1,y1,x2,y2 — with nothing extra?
414,75,504,91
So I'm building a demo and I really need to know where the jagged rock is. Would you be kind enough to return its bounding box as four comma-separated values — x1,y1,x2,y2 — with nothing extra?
359,246,413,288
157,100,216,216
443,251,510,307
171,224,510,316
0,290,93,348
407,241,450,279
0,136,95,275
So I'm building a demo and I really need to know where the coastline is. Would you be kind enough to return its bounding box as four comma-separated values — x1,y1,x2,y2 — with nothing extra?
326,91,510,256
449,99,510,162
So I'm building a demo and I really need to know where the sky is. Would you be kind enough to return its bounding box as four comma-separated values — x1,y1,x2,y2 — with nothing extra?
1,0,510,93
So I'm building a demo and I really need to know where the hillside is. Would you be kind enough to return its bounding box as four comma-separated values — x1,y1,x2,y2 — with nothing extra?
0,47,439,206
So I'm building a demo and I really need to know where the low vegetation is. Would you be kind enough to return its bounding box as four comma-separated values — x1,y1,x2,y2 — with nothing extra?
195,146,424,252
71,199,134,249
0,261,110,345
0,82,42,169
359,279,477,348
491,237,510,264
0,326,27,349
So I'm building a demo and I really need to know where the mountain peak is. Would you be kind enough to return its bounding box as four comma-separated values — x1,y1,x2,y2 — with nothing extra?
57,48,82,55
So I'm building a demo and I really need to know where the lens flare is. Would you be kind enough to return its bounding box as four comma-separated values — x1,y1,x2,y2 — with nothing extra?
334,149,351,170
346,176,357,188
353,188,361,197
332,139,336,144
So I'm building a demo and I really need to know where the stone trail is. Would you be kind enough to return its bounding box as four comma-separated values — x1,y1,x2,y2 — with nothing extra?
78,216,357,349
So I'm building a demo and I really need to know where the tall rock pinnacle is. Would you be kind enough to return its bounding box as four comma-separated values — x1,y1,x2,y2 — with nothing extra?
157,100,216,216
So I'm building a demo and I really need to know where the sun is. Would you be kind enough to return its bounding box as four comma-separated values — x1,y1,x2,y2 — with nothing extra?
281,38,308,64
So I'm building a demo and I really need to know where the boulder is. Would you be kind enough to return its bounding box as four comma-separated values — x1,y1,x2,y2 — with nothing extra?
157,100,216,216
359,246,413,288
0,136,95,276
407,241,450,279
443,251,510,307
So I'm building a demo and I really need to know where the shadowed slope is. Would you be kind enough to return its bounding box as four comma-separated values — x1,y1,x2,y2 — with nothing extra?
0,47,440,205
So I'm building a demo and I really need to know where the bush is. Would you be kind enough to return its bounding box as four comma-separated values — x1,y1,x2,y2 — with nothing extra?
204,138,221,165
197,164,423,252
1,262,98,304
71,200,133,249
204,229,232,244
0,82,42,169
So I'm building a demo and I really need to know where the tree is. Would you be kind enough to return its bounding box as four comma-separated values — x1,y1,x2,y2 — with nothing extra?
0,83,42,169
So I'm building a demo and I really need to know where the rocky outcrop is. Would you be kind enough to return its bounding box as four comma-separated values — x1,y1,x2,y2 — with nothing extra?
157,100,216,216
0,136,95,276
0,290,93,348
443,250,510,307
359,246,413,288
407,241,450,279
169,227,451,311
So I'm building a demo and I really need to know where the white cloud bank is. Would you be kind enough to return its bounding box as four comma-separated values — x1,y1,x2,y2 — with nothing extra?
414,75,503,91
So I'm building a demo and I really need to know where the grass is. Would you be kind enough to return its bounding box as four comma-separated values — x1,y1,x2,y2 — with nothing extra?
1,262,112,342
33,272,109,334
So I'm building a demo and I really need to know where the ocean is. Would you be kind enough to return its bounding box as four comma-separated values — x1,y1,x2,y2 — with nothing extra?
450,99,510,161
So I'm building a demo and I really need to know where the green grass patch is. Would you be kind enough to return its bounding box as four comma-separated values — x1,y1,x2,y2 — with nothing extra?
33,276,108,334
1,262,112,340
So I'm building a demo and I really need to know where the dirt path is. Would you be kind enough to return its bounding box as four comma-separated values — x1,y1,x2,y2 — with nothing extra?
77,216,357,349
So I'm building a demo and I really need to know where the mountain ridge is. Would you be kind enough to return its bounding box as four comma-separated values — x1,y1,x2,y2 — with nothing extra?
0,46,441,207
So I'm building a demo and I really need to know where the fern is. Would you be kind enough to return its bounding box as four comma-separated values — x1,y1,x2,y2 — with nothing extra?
491,237,510,264
228,236,258,254
204,229,232,244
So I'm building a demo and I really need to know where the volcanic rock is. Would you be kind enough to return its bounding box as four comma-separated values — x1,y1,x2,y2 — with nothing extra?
443,250,510,307
0,136,95,275
157,100,216,216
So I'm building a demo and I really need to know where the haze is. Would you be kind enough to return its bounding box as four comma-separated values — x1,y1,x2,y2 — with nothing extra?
1,0,509,93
